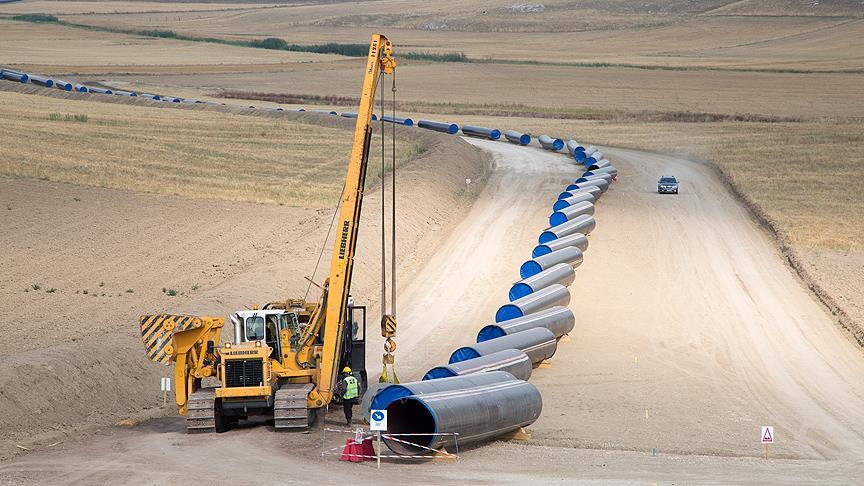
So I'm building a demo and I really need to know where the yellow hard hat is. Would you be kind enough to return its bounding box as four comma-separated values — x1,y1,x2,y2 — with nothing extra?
343,366,351,373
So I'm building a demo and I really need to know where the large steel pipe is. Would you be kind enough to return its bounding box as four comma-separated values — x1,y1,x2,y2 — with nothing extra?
339,112,378,120
478,306,575,341
495,285,570,322
575,151,588,163
373,371,519,410
87,87,113,95
423,349,532,381
29,74,54,88
451,328,557,364
360,382,390,423
1,69,29,83
381,372,542,455
565,178,609,193
584,166,618,178
418,119,458,134
566,140,585,157
552,190,599,211
539,214,596,243
532,232,588,258
549,200,594,227
588,159,611,170
538,135,564,151
140,93,161,101
576,173,613,184
504,130,531,145
74,84,88,93
584,145,599,156
114,90,138,97
520,247,583,278
461,125,501,140
510,263,575,301
53,79,73,91
381,115,414,126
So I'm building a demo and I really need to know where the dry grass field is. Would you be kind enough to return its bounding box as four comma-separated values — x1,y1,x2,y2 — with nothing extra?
0,88,421,207
0,1,278,15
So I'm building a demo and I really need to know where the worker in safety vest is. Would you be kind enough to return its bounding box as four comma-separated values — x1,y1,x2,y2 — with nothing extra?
340,366,359,425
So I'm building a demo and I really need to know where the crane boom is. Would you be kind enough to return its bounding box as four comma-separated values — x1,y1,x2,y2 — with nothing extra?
317,34,395,403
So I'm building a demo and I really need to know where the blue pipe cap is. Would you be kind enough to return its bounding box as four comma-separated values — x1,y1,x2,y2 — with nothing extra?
552,199,569,212
422,367,457,380
552,139,564,151
575,152,587,162
449,346,482,363
476,325,507,342
532,244,552,258
538,231,558,245
584,157,597,166
583,171,596,177
519,260,543,279
495,304,524,323
508,282,534,301
370,384,413,410
557,191,573,201
549,212,568,227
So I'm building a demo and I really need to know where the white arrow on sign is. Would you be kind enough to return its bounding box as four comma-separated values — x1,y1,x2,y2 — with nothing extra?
370,409,387,431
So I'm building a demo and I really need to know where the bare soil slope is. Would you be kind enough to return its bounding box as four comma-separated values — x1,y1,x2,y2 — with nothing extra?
3,139,863,483
0,127,489,460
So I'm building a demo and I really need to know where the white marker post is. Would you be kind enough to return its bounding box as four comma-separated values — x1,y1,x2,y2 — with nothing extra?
370,409,387,469
761,426,774,459
161,377,171,405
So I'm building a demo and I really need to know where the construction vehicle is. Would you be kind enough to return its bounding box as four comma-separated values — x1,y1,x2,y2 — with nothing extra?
138,34,397,432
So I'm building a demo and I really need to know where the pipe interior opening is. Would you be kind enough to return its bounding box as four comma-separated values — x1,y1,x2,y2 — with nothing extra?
384,398,437,455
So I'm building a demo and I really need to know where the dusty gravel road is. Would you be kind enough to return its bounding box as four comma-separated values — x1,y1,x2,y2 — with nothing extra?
2,141,864,484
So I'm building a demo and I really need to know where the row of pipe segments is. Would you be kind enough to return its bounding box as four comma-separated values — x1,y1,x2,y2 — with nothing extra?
3,68,565,151
0,68,621,455
362,143,619,457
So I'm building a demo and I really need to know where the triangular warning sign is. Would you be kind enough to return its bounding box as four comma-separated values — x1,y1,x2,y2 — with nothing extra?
762,427,773,442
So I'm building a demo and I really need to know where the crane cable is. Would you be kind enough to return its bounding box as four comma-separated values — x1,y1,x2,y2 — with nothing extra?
379,69,399,384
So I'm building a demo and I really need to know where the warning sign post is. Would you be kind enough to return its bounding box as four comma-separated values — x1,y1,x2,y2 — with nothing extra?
761,426,774,459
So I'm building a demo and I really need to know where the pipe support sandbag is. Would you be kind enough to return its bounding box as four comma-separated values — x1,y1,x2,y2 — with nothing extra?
520,247,583,279
495,285,570,322
382,371,542,455
461,125,501,140
532,232,589,257
538,135,564,151
451,328,557,364
381,115,414,126
539,214,596,243
504,130,531,145
510,263,575,301
478,306,575,341
549,200,594,227
423,349,532,381
552,190,599,211
418,119,458,134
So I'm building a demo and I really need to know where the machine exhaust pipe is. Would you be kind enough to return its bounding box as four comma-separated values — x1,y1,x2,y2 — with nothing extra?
478,306,575,341
423,348,532,381
495,284,570,322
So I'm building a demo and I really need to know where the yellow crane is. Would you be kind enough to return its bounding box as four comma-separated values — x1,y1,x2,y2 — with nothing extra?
138,34,397,432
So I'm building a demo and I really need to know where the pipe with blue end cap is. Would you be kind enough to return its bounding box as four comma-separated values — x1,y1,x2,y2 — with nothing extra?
504,130,531,145
552,190,598,212
539,214,596,244
549,200,595,227
509,264,575,301
519,247,583,279
495,284,570,322
461,125,501,140
538,135,564,151
418,119,458,134
422,349,532,381
532,232,589,258
478,306,575,342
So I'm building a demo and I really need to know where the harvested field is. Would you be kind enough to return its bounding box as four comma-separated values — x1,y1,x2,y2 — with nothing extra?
0,1,279,15
0,18,339,66
0,88,422,207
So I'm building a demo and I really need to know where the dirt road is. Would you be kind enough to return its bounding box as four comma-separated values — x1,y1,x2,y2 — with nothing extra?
3,141,864,483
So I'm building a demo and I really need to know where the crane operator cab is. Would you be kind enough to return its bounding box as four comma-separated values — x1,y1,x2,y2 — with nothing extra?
231,310,302,360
